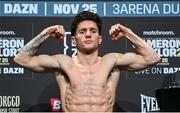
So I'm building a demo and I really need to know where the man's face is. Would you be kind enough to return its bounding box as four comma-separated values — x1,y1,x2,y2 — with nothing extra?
72,20,102,53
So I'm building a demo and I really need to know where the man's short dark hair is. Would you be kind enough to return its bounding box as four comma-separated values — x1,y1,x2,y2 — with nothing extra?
71,11,102,36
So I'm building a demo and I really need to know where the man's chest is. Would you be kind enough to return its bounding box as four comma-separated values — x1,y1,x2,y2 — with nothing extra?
65,64,110,88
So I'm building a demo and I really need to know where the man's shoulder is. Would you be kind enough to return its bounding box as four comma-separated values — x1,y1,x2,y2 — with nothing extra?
101,53,124,67
52,54,71,57
51,54,73,61
102,52,123,59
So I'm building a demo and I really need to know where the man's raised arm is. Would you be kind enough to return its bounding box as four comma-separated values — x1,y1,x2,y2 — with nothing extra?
14,25,65,72
109,24,161,71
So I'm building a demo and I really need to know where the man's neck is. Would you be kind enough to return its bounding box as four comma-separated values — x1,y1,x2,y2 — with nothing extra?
76,50,100,67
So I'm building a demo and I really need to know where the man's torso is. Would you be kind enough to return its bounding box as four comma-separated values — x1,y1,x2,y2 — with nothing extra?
54,55,120,112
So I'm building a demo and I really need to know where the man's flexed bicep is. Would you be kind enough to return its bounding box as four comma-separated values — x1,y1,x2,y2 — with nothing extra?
14,25,66,72
109,23,161,71
114,52,158,71
14,53,63,72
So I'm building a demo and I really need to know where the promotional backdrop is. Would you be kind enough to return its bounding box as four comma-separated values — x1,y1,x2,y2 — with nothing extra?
0,0,180,112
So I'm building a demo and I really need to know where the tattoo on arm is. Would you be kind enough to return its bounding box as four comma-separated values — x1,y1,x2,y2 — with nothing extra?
20,31,49,55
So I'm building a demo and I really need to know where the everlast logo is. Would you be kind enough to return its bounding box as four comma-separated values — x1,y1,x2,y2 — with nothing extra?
140,94,159,112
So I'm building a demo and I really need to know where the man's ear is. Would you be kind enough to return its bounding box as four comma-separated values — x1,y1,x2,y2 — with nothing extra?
98,36,102,44
71,36,76,45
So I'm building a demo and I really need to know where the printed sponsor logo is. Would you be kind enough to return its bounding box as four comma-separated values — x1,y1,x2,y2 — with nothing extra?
140,94,159,113
0,96,20,112
50,98,61,112
63,32,77,57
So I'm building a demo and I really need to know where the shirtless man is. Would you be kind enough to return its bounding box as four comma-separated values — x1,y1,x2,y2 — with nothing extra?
14,11,160,112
